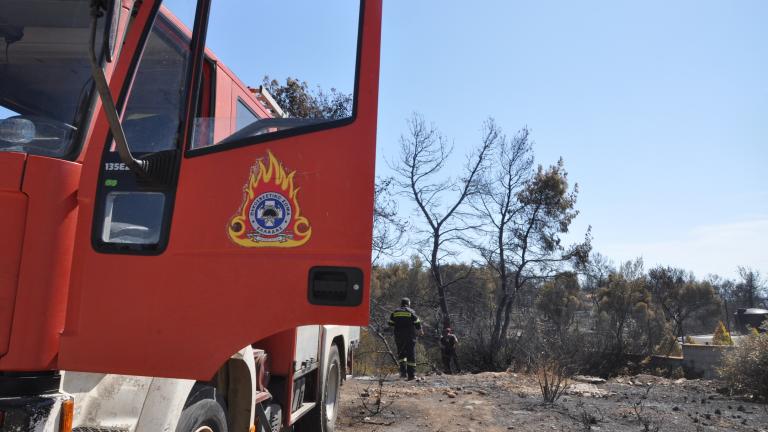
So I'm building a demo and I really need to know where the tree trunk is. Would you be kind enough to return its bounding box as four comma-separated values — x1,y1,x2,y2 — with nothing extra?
490,294,507,348
489,215,510,357
646,316,654,355
616,319,625,353
499,295,516,348
499,269,526,350
431,232,451,329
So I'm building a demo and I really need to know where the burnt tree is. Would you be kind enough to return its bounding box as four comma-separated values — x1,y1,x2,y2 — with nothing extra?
392,113,493,329
468,123,533,361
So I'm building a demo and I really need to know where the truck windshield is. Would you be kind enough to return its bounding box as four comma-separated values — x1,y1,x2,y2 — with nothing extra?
0,0,103,159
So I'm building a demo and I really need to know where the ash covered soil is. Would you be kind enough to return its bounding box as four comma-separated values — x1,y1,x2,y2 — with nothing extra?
337,372,768,432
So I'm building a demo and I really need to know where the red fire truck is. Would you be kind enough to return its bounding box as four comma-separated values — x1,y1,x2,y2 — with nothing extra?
0,0,381,430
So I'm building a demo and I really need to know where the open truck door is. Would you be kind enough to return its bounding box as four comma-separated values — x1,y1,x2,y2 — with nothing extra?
58,0,381,380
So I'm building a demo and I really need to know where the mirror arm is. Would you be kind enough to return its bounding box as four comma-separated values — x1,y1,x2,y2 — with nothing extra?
88,1,148,177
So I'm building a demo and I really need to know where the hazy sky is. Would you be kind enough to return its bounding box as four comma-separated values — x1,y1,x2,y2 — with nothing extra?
374,1,768,279
165,1,767,279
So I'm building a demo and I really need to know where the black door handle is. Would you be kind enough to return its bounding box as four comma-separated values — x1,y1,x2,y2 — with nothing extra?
308,267,363,306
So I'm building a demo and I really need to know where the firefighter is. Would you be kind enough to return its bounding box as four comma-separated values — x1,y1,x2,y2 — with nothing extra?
439,327,460,374
388,297,422,380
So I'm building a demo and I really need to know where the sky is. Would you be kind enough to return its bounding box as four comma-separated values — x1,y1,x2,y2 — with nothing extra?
140,1,768,279
377,1,768,280
0,2,762,279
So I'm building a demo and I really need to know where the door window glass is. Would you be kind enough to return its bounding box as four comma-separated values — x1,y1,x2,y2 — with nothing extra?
94,6,196,252
162,0,361,151
102,192,165,244
120,13,191,154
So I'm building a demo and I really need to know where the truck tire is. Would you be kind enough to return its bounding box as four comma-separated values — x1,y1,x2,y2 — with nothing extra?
296,344,342,432
176,398,229,432
321,345,342,432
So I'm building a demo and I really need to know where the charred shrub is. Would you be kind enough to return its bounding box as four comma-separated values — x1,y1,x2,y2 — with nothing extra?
718,324,768,400
525,328,584,403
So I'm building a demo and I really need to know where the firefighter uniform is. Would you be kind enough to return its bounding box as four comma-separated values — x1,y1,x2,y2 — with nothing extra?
388,305,422,379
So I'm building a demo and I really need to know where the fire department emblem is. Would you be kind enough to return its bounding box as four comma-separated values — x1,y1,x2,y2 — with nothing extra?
228,151,312,247
249,192,291,236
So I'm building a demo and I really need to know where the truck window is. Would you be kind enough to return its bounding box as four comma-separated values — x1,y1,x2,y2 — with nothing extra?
119,14,191,154
101,192,165,244
236,98,258,132
96,11,193,249
185,0,361,153
0,0,104,159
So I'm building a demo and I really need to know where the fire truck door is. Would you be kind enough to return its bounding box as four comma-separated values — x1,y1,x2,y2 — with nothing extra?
59,0,381,380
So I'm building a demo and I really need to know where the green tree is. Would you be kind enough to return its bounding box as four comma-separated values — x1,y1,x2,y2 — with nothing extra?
493,159,591,350
261,76,352,119
596,259,651,352
648,266,721,339
535,272,581,334
708,274,736,331
735,266,766,309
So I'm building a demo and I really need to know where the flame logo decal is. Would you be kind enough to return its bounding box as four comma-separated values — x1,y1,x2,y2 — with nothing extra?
228,151,312,247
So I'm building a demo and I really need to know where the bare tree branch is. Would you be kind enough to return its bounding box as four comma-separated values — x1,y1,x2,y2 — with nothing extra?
391,113,495,330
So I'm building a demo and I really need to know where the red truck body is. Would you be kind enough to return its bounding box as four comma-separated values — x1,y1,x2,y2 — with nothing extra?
0,0,381,382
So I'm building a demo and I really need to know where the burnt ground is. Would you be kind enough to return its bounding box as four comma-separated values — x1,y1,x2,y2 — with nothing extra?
337,372,768,432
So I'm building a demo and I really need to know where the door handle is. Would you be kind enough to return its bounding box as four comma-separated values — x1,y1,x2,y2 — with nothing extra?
307,267,363,307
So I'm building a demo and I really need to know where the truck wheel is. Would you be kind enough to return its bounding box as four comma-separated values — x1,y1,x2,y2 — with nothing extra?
321,345,342,432
296,344,342,432
176,398,229,432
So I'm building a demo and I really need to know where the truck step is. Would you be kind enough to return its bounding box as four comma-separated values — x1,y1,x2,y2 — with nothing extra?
289,402,317,426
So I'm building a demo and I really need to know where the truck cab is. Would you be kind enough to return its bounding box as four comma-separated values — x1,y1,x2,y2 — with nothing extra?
0,0,380,430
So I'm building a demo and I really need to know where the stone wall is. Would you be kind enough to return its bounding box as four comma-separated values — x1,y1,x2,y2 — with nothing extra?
681,344,733,379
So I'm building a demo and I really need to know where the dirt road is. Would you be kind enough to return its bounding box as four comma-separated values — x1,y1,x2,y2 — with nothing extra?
337,372,768,432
